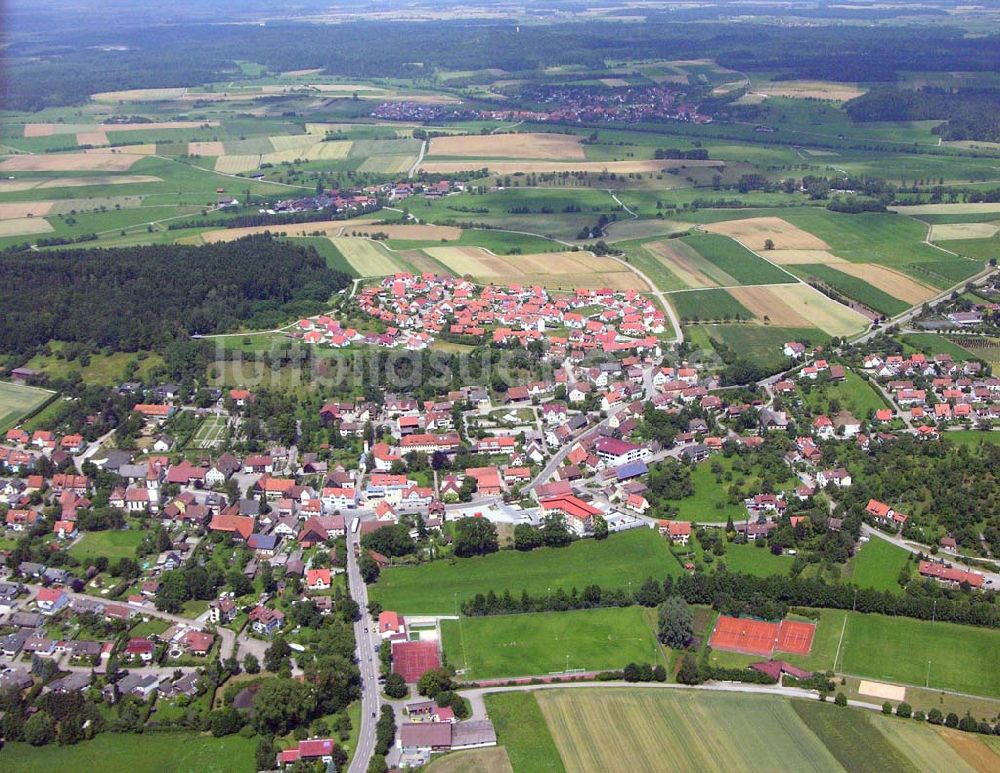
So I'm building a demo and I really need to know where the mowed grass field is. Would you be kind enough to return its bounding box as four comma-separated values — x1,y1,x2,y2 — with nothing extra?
368,527,680,615
2,732,255,773
846,537,911,593
800,369,888,419
535,689,843,772
441,607,660,679
838,613,1000,698
68,529,146,563
0,380,55,432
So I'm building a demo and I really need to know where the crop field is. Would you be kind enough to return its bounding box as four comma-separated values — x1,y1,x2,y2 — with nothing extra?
681,232,795,285
357,155,417,174
187,140,226,156
3,732,254,773
930,222,1000,241
790,701,916,772
846,537,911,593
419,159,719,176
213,154,261,173
891,203,1000,216
825,262,937,304
330,237,411,276
427,132,586,159
424,246,647,290
703,216,830,251
261,140,353,164
91,87,189,101
0,216,54,237
425,748,514,773
0,381,55,432
870,716,998,773
727,285,868,336
838,613,1000,698
368,527,680,615
752,79,867,101
791,264,911,317
441,607,660,679
670,288,752,322
0,152,142,172
0,201,55,219
535,689,842,773
485,693,565,773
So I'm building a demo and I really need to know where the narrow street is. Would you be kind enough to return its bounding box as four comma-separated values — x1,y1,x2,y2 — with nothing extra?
346,524,380,773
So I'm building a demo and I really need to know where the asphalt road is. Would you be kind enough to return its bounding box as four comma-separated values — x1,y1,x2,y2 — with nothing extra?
346,524,381,773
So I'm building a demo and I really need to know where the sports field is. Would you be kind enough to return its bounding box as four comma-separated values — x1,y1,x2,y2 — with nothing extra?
441,607,660,679
0,381,55,432
368,527,680,615
847,537,911,593
838,613,1000,698
709,615,815,657
424,246,647,290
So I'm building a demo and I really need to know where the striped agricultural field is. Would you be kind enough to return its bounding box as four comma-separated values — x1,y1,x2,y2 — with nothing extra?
642,238,736,288
330,237,409,276
728,284,868,336
214,155,261,174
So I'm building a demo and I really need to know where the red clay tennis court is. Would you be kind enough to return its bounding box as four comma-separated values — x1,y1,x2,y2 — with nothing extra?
391,640,441,683
709,615,815,657
776,620,815,655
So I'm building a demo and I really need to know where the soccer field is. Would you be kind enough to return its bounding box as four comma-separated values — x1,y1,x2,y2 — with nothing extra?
441,607,660,680
0,381,55,432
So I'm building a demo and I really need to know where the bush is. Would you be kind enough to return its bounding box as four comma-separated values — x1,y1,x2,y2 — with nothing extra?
384,672,408,699
882,702,893,715
928,708,943,725
913,710,925,722
835,692,847,707
896,702,911,718
945,712,960,728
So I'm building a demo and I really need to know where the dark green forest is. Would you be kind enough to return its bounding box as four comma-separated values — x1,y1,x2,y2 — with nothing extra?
846,87,1000,143
4,20,999,111
0,235,350,355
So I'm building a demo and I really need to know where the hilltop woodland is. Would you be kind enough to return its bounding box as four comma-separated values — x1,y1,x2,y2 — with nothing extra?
845,87,1000,143
0,235,351,357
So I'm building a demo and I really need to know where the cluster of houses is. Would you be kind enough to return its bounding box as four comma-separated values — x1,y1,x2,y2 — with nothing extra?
268,190,377,215
296,274,668,353
861,352,1000,428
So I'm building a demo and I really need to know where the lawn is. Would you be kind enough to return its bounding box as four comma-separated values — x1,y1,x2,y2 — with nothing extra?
791,700,916,772
839,613,1000,698
800,370,888,419
670,288,753,323
717,542,796,577
441,607,661,679
682,231,795,285
368,527,680,615
703,324,828,371
900,332,976,360
484,692,565,773
942,430,1000,449
68,529,146,563
662,455,797,524
534,689,842,772
0,380,56,433
2,732,255,773
847,537,911,594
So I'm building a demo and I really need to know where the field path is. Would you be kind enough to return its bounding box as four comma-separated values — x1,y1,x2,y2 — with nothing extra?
407,140,427,179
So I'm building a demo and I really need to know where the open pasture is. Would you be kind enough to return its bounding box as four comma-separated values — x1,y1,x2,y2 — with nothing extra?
368,527,678,615
424,246,648,290
0,381,55,433
535,689,842,773
727,284,867,336
0,152,141,172
0,217,54,237
442,607,659,679
703,216,829,251
427,132,586,159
